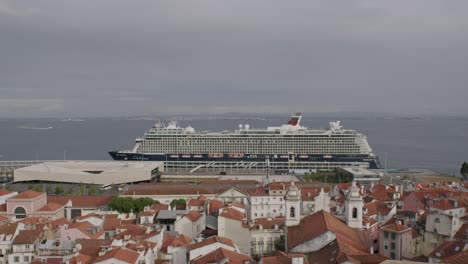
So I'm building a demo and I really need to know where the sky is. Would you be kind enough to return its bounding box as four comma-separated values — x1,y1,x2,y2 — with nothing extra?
1,0,468,117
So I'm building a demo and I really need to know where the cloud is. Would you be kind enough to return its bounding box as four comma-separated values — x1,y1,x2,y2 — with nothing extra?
1,1,468,117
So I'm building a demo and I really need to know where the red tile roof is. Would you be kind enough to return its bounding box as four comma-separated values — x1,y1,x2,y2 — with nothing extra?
428,240,466,260
441,249,468,264
11,190,43,199
161,234,192,253
190,247,252,264
37,203,64,212
94,247,140,264
187,236,235,250
0,223,19,240
13,229,43,244
151,203,170,210
199,179,259,185
454,223,468,240
219,208,246,221
208,199,224,215
188,199,205,207
381,222,411,232
287,210,369,254
262,251,307,264
48,196,115,207
364,200,394,216
0,189,13,196
103,217,122,231
249,217,285,230
123,188,215,196
183,211,204,222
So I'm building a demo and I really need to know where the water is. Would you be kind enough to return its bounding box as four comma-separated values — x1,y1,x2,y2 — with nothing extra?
0,116,467,175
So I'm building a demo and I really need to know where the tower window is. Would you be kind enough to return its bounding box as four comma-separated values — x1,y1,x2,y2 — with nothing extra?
352,207,358,219
290,207,295,218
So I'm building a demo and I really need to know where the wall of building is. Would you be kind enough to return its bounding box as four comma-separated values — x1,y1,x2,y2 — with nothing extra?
218,217,251,255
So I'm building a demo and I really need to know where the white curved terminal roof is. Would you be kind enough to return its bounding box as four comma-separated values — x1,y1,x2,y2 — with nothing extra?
14,161,164,185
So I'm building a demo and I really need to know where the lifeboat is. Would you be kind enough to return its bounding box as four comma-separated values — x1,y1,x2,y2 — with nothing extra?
181,154,191,158
193,154,203,158
323,154,333,159
278,154,289,159
208,153,224,158
169,154,179,158
299,154,309,159
229,153,244,158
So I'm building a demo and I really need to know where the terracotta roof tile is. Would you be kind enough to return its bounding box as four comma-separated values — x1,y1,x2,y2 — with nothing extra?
428,240,466,260
123,188,215,196
381,222,411,232
94,247,140,263
219,208,246,221
13,229,43,244
262,251,307,264
150,203,170,210
0,189,13,196
48,196,115,207
249,217,284,230
187,236,235,250
287,210,369,253
208,200,224,215
187,199,205,207
0,222,19,240
11,190,43,199
442,249,468,264
183,211,203,222
190,247,252,264
37,203,64,212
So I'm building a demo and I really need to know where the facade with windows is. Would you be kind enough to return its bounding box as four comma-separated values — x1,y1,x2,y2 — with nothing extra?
379,222,418,260
1,191,64,220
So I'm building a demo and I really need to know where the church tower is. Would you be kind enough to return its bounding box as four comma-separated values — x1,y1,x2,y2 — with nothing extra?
345,181,363,229
285,181,301,227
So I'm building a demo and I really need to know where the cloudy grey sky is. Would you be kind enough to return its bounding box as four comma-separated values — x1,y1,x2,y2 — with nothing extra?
1,0,468,117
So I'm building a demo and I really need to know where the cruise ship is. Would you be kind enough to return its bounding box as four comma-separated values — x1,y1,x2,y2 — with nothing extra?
109,113,380,169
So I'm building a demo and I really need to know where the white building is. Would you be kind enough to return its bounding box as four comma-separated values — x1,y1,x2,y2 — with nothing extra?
187,236,238,261
285,182,301,227
174,211,206,240
217,207,251,255
344,181,363,229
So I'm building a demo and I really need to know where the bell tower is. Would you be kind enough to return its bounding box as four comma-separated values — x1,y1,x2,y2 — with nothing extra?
345,181,363,229
285,181,301,227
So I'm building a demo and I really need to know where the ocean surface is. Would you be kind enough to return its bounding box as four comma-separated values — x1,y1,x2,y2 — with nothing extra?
1,115,467,175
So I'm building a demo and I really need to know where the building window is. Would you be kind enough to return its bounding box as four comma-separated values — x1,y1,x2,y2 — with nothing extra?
14,256,19,262
290,207,295,218
384,231,389,238
391,233,396,240
390,252,396,259
391,242,395,250
435,218,440,223
24,256,29,262
352,207,358,219
14,207,26,219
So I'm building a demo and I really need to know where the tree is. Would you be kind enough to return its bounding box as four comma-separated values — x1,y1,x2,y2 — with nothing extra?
54,186,64,195
461,162,468,180
274,235,286,251
67,187,73,195
89,186,96,196
46,186,52,194
108,197,158,213
170,199,186,209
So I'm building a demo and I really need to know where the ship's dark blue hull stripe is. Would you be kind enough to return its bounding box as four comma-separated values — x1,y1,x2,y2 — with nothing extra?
109,152,381,169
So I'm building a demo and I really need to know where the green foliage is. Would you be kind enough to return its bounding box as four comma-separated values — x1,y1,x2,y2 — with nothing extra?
46,186,52,194
274,235,286,252
108,197,158,213
35,185,43,192
170,199,186,209
461,162,468,180
28,185,34,190
67,188,73,195
54,186,64,195
89,186,96,196
303,169,353,183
